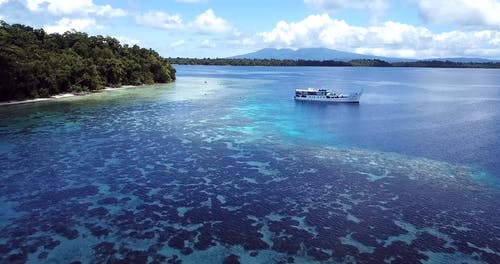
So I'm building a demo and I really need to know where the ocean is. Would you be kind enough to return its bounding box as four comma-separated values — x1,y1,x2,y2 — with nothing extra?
0,65,499,263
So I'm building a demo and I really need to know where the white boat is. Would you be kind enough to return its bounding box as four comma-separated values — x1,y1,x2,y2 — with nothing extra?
294,88,362,103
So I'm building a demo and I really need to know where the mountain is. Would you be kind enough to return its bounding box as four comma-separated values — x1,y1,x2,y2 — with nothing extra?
231,48,499,63
230,48,414,62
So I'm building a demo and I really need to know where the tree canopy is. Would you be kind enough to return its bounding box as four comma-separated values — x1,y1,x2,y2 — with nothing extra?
169,57,500,69
0,21,175,101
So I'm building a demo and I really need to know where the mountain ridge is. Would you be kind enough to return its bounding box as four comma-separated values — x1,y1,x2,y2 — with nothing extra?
230,48,499,63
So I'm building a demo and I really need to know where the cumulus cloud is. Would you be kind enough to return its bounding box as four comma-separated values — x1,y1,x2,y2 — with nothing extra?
113,35,141,46
134,9,235,36
26,0,125,17
170,40,186,48
304,0,388,24
201,39,216,48
417,0,500,27
229,37,257,47
96,5,126,17
259,14,500,59
261,14,343,46
188,9,234,34
134,11,183,30
43,17,97,33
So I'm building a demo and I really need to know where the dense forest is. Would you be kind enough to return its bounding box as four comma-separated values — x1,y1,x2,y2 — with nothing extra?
392,60,500,68
169,57,500,68
0,21,175,102
170,57,350,67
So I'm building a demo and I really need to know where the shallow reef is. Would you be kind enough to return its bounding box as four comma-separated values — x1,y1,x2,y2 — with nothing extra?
0,79,499,263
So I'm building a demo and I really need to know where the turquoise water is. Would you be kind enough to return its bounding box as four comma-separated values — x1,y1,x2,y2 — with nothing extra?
0,66,499,263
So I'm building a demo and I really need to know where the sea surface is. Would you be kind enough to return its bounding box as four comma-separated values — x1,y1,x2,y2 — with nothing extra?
0,65,499,263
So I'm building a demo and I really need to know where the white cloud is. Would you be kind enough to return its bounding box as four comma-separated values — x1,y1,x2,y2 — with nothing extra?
417,0,500,27
96,5,126,17
368,21,433,45
230,37,257,47
0,0,10,5
27,0,91,13
259,14,500,59
261,14,342,46
304,0,388,24
113,35,141,46
170,40,186,48
43,17,96,33
188,9,233,34
25,0,125,17
134,9,235,36
201,39,215,48
134,11,183,30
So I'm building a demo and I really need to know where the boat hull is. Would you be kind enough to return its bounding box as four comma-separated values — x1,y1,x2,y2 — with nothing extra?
294,95,361,103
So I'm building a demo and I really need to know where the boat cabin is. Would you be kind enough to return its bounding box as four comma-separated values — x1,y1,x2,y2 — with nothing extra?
295,88,329,97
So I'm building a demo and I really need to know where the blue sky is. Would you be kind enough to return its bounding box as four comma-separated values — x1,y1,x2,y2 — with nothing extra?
1,0,500,59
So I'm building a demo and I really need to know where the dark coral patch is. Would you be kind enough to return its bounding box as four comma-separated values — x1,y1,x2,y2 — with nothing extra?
19,185,99,210
194,233,215,250
330,242,359,260
142,231,155,239
53,225,79,240
272,237,300,255
89,206,109,217
7,253,27,264
93,242,117,261
376,241,429,263
480,252,500,264
98,197,119,205
0,244,10,254
89,225,110,237
167,254,181,264
181,247,193,255
351,232,379,247
168,234,186,249
223,254,240,264
243,236,269,250
38,251,49,259
307,247,331,261
44,239,61,250
411,231,448,252
121,250,149,264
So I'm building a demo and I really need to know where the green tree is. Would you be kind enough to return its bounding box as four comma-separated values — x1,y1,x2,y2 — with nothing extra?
0,21,176,101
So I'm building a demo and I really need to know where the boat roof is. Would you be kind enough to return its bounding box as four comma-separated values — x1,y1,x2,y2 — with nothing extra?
295,88,324,92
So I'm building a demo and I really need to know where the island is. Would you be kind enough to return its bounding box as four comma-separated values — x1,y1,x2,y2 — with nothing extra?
0,21,176,102
169,58,500,69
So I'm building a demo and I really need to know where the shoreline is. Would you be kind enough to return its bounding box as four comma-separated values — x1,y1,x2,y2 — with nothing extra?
0,82,172,107
0,93,76,106
0,86,140,107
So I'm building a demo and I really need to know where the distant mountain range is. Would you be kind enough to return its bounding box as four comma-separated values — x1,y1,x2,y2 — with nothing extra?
230,48,499,63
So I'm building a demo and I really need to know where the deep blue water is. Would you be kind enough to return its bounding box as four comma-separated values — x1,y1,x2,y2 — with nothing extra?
0,66,499,263
177,66,500,179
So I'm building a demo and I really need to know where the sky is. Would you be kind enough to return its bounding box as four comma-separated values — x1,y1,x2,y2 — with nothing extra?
1,0,500,59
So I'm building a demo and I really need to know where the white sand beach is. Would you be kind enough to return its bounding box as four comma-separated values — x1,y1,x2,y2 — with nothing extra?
0,87,138,107
0,93,77,106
